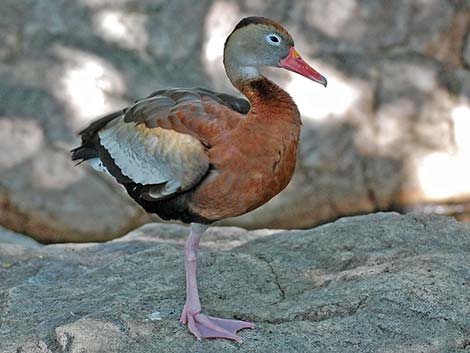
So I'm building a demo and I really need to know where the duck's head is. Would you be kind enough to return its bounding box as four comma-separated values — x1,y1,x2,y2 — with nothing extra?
224,16,327,87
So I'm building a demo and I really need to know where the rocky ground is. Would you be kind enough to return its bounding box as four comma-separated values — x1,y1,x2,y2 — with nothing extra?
0,0,469,242
1,212,469,353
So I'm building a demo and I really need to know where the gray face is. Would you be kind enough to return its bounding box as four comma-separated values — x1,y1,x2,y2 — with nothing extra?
225,25,294,68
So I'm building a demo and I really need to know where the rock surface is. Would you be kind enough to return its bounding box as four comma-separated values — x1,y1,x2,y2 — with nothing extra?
1,0,469,241
0,226,42,248
1,212,469,353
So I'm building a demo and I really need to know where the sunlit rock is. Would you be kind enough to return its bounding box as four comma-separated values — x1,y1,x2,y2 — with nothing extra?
93,9,148,52
452,105,470,152
417,151,470,201
286,64,362,122
202,0,240,92
52,46,127,128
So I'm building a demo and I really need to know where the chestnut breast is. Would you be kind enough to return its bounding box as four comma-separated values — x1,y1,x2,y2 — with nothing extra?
189,98,301,221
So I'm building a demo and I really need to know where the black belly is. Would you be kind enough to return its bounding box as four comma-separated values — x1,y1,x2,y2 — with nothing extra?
124,183,213,225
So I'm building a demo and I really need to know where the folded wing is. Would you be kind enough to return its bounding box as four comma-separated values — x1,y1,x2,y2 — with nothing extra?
98,117,209,198
71,88,249,201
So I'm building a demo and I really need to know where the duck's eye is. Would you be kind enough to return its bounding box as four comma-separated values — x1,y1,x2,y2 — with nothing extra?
266,33,282,46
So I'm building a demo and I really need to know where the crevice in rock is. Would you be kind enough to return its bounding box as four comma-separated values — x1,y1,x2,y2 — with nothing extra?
251,255,286,304
461,26,470,70
359,157,380,212
254,295,370,325
371,70,383,114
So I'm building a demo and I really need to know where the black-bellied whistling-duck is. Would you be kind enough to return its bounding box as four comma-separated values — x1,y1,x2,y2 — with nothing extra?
71,16,327,342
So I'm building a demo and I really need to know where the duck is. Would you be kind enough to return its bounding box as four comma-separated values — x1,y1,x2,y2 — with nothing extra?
71,16,327,342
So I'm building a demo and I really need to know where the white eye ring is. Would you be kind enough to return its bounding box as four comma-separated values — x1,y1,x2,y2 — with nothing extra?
266,33,282,46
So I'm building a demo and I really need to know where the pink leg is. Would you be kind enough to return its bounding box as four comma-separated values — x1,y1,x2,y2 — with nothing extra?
179,223,255,342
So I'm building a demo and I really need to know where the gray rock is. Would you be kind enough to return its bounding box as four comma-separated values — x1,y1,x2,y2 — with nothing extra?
1,213,469,352
303,0,410,52
407,0,456,58
0,226,42,248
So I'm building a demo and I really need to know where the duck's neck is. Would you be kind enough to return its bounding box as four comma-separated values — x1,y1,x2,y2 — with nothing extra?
237,75,301,126
223,51,300,124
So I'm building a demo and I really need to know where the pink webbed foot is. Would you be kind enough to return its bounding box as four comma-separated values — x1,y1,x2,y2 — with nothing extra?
180,307,255,342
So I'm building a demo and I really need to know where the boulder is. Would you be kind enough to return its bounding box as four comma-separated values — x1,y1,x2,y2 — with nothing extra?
0,0,469,241
1,212,469,352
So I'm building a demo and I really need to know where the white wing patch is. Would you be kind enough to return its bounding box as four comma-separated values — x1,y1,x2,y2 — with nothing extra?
98,116,209,196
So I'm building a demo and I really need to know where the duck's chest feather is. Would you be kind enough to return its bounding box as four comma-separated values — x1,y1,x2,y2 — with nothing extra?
189,95,301,221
